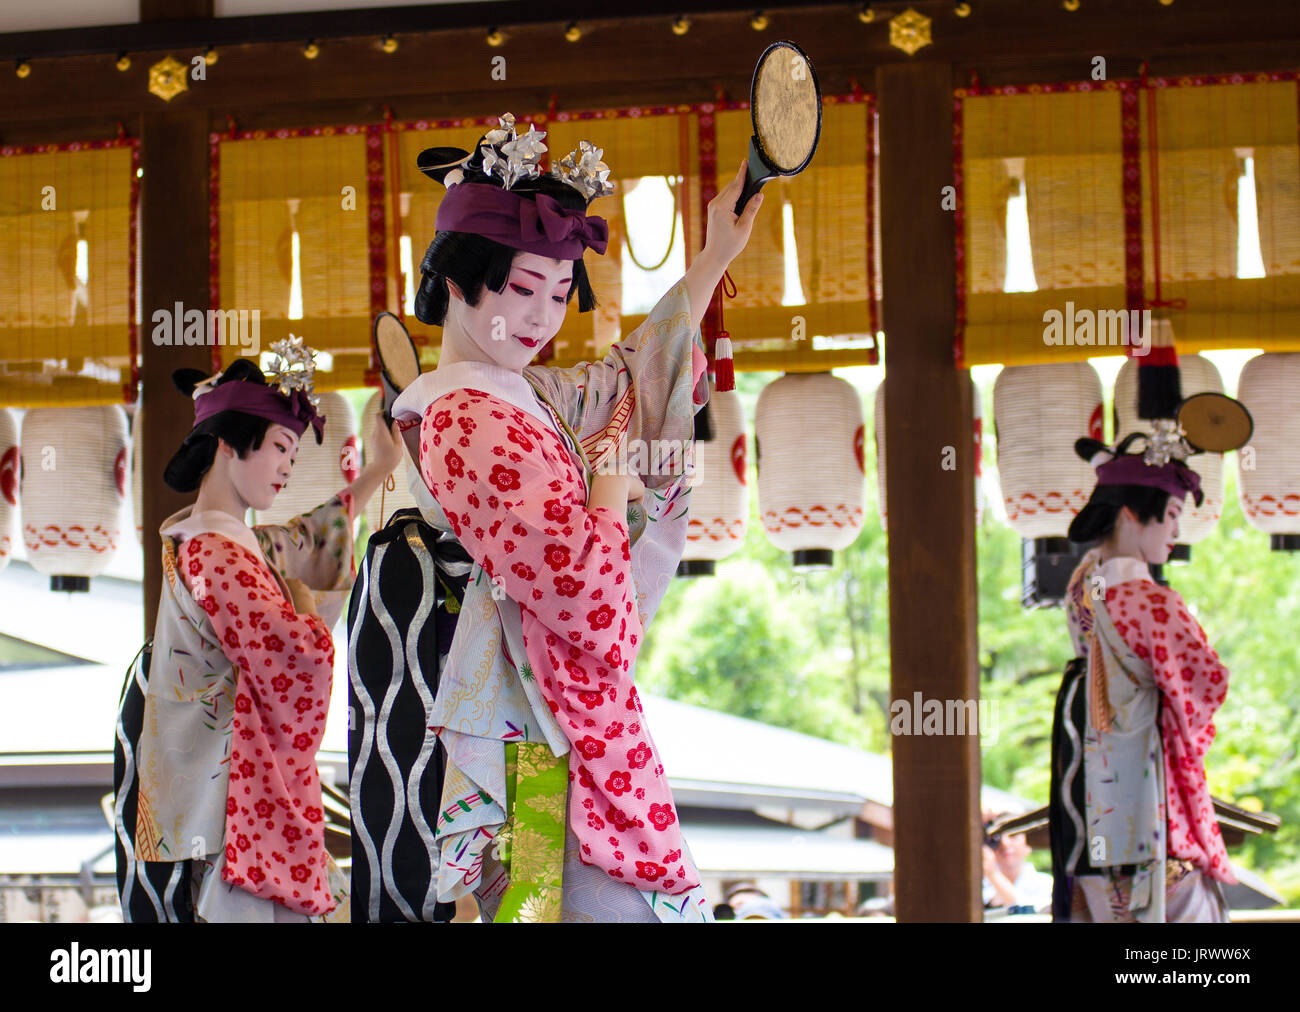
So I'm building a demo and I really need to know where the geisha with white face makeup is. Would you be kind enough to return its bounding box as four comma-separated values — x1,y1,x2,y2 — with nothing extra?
113,351,403,923
1055,435,1238,923
440,253,575,372
372,116,764,923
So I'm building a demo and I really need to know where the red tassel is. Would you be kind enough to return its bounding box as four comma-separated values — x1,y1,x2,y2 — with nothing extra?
714,334,735,392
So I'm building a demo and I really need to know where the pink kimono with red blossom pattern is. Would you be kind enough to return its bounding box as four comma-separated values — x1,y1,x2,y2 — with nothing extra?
1102,578,1234,883
134,494,355,921
1066,553,1234,922
179,532,338,915
392,278,711,920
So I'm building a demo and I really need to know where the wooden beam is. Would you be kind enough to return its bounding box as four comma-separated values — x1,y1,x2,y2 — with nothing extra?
877,60,981,923
2,0,781,59
139,0,213,23
3,1,1299,138
137,108,211,637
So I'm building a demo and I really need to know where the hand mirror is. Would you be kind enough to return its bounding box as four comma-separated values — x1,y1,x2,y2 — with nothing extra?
735,40,823,214
373,311,422,422
1177,391,1254,454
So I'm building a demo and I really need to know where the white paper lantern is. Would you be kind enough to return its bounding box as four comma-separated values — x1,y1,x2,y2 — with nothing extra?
1115,353,1224,546
21,405,128,591
130,405,144,545
681,384,747,575
1237,352,1300,549
255,391,357,525
359,390,419,532
756,372,865,568
994,362,1103,539
0,409,18,572
876,375,983,531
994,363,1103,607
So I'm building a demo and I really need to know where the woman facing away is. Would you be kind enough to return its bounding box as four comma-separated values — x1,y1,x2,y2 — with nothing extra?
386,115,763,921
114,350,403,922
1055,434,1236,922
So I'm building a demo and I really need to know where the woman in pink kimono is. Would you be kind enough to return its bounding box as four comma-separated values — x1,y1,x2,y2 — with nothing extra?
388,116,763,921
1057,434,1236,922
114,351,403,922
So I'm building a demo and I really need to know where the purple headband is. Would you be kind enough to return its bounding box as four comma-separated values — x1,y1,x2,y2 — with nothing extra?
193,381,325,443
435,183,608,259
1095,454,1203,506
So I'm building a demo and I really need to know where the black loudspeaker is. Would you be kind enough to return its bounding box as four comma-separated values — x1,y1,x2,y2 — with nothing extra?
1020,537,1086,608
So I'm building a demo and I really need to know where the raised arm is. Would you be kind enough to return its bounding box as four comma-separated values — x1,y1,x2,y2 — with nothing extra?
683,158,765,336
525,159,764,459
345,407,405,511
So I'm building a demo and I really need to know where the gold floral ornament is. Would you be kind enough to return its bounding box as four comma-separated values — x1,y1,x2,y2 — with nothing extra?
267,336,320,409
889,8,933,56
516,885,562,923
148,55,189,102
552,140,615,201
524,791,566,823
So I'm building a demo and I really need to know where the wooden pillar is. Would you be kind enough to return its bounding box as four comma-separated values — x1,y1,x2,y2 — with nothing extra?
876,61,981,922
138,110,211,636
138,0,214,636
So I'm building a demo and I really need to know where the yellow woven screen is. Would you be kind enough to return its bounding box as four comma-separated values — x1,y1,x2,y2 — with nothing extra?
700,100,876,373
396,120,498,370
785,101,873,342
386,103,875,375
215,133,372,389
1257,142,1300,274
961,88,1128,367
960,79,1300,366
1140,80,1300,353
545,112,690,366
0,144,135,407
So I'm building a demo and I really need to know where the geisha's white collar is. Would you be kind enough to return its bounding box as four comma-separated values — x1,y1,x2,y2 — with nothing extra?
1097,555,1155,588
392,360,554,431
160,506,264,561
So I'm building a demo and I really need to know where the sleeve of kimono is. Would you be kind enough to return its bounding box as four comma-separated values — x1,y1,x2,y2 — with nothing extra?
254,492,356,629
524,276,709,492
177,532,338,912
422,392,698,894
1107,583,1236,884
420,390,643,698
1064,547,1101,658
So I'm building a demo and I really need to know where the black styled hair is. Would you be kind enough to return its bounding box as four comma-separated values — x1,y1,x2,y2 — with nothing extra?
1067,484,1173,544
162,358,276,494
1067,434,1175,543
413,151,598,327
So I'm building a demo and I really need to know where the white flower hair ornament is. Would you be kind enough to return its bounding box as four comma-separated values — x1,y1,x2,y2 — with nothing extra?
266,335,321,410
416,113,615,204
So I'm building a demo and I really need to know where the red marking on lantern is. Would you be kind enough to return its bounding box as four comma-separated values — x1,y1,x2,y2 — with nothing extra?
730,434,747,486
114,447,128,497
0,446,18,506
341,435,361,483
1088,402,1104,442
853,425,865,474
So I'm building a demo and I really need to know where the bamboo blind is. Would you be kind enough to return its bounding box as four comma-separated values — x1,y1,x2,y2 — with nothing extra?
214,131,372,388
959,77,1300,366
960,86,1129,367
208,98,879,384
1139,79,1300,353
0,143,135,407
